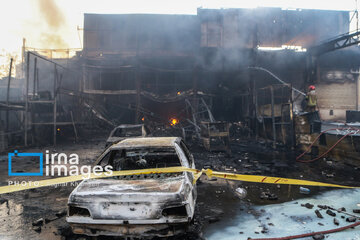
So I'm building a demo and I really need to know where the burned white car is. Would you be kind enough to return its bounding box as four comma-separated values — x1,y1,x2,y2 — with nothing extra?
105,124,149,148
67,137,197,237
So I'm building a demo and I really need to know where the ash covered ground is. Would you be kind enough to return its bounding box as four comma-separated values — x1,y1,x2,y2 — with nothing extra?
0,129,359,240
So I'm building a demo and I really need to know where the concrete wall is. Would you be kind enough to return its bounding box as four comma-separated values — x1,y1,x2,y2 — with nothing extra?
316,82,357,121
316,51,360,121
317,82,357,121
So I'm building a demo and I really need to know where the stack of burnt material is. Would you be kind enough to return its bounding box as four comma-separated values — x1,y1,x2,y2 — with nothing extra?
295,111,360,165
200,121,231,154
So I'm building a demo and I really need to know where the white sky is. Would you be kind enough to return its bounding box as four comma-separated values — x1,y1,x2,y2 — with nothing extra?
0,0,359,72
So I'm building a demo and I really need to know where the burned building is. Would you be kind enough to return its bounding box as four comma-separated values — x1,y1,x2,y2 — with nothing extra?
3,4,360,240
80,13,200,124
78,8,354,124
1,7,359,161
77,7,360,165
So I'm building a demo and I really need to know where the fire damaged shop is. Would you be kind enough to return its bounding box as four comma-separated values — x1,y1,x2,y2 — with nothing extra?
74,8,360,162
1,3,360,240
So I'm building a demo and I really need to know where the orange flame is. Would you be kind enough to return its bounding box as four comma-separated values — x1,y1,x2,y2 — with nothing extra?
170,118,179,126
177,91,181,95
141,117,144,122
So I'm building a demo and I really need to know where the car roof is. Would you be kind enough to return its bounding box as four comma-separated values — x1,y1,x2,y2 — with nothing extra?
110,137,180,149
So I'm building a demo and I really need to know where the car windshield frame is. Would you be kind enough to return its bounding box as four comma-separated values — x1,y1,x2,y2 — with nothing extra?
96,145,189,171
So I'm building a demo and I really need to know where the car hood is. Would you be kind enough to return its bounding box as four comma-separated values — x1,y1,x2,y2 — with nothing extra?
69,174,188,204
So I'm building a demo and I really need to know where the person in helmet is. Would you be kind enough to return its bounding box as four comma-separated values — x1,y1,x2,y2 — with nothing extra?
305,85,317,112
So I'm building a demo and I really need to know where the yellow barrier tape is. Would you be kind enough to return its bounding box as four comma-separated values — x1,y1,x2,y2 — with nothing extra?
0,167,356,195
201,169,356,189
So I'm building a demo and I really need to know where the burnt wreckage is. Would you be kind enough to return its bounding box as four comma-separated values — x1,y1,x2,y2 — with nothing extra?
75,9,359,162
1,7,359,163
1,6,360,239
67,137,197,237
105,124,149,148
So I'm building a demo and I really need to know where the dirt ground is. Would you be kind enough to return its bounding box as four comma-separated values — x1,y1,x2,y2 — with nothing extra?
0,130,359,240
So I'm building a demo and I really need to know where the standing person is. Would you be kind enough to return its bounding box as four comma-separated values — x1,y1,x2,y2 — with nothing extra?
306,85,317,112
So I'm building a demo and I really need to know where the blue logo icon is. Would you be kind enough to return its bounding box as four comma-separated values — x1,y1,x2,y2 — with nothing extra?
8,150,43,176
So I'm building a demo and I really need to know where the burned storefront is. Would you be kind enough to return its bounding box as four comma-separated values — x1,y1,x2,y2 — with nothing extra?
2,4,360,239
80,14,200,126
3,7,358,155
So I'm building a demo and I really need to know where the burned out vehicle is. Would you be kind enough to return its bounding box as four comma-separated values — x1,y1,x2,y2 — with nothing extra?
67,137,197,237
200,121,231,154
105,124,149,148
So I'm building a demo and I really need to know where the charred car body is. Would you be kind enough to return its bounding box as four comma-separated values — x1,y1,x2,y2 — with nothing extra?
105,124,149,148
67,137,197,237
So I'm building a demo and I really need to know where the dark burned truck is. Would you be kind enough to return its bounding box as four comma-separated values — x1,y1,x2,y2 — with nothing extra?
67,137,197,238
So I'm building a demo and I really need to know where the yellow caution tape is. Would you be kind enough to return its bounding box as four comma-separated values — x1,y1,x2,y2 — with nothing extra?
201,169,355,188
0,167,356,195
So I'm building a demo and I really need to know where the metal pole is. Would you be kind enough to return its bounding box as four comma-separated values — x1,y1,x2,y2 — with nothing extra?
70,111,78,142
6,58,13,135
36,68,39,93
356,0,359,32
254,78,258,139
53,65,57,146
80,65,85,121
290,84,295,149
32,58,37,97
31,60,37,145
270,86,276,149
192,67,199,120
25,52,30,146
357,68,360,111
135,68,141,123
22,38,26,78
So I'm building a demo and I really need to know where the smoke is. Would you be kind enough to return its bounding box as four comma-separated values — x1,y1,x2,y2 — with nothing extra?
39,33,68,49
37,0,68,48
38,0,65,30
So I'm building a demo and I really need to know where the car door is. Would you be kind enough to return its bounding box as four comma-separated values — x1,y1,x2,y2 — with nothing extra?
175,140,197,204
179,140,195,169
